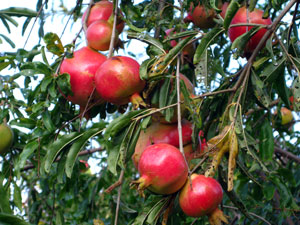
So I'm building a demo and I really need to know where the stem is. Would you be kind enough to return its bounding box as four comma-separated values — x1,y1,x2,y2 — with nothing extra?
114,170,124,225
83,0,94,33
108,0,119,58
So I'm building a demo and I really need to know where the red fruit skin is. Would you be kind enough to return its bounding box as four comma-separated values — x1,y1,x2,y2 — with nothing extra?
228,7,272,53
220,2,229,18
138,143,188,195
190,4,217,29
82,0,125,34
86,20,116,51
132,119,193,168
60,47,107,106
179,174,223,217
95,56,145,105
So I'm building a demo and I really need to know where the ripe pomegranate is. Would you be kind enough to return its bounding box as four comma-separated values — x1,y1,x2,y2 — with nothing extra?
186,3,218,29
132,119,193,168
179,174,223,217
86,20,117,51
228,7,272,55
0,123,13,155
95,56,145,106
82,0,125,34
132,143,188,195
60,47,107,106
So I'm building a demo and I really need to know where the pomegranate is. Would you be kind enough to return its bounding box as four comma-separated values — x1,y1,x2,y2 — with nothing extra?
179,174,223,217
95,56,145,106
86,20,117,51
60,47,107,106
280,107,293,125
186,3,218,29
132,143,188,195
228,7,272,55
0,123,13,155
82,0,125,34
220,2,229,18
132,119,193,168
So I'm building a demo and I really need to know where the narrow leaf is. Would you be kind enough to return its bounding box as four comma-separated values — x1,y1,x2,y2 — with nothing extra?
0,213,30,225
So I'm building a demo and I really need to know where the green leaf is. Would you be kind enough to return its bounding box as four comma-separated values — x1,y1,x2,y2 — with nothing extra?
15,140,39,173
104,110,145,140
223,0,240,30
274,70,290,107
42,110,56,132
22,17,32,36
0,213,30,225
13,183,22,212
140,58,156,80
194,27,224,64
146,197,170,224
195,49,208,88
65,128,104,178
262,57,286,82
259,120,274,161
41,75,53,92
0,62,11,71
118,121,137,169
263,183,275,201
291,78,300,111
0,7,37,17
43,132,84,173
0,183,12,214
127,31,165,54
0,34,15,48
209,0,221,12
56,73,72,97
231,26,261,54
10,118,35,129
43,32,64,56
251,70,272,108
159,77,171,109
107,143,120,175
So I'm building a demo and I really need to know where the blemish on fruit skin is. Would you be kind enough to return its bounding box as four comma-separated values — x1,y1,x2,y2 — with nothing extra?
111,56,122,62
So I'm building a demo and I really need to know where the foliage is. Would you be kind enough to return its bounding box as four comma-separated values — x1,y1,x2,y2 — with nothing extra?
0,0,300,224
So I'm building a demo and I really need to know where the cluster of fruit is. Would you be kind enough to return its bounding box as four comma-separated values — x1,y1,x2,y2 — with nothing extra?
131,116,228,223
60,0,145,113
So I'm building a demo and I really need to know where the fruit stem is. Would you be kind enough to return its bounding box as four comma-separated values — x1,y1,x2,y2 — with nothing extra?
108,0,119,58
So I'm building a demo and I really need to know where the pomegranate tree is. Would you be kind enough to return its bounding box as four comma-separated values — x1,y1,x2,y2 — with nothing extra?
95,56,145,106
228,7,272,55
132,143,188,195
179,174,228,224
60,47,107,106
82,0,124,34
132,119,193,168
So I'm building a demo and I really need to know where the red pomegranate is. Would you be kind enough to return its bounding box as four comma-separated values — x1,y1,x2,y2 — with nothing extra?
179,174,223,217
187,3,217,29
228,7,272,54
95,56,145,105
133,143,188,195
82,0,125,34
220,2,229,18
132,119,193,168
86,20,117,51
60,47,107,106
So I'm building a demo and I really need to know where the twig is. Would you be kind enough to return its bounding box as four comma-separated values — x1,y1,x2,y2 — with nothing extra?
274,147,300,164
275,33,300,77
287,0,299,45
83,0,94,33
223,205,272,225
154,0,166,39
21,147,104,171
114,170,124,225
245,99,280,116
24,0,47,48
108,0,119,58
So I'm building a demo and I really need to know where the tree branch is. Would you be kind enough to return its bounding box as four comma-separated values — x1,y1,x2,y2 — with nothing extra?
21,147,104,171
274,147,300,164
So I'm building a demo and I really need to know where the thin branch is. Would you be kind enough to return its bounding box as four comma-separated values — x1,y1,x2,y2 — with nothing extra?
108,0,119,58
274,147,300,164
223,205,272,225
21,147,104,171
154,0,166,39
114,170,124,225
24,0,47,48
287,0,299,44
83,0,94,33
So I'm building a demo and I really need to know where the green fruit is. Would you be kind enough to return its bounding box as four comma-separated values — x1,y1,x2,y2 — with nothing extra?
0,123,13,155
281,107,293,125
